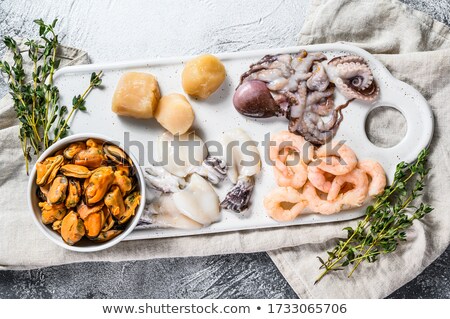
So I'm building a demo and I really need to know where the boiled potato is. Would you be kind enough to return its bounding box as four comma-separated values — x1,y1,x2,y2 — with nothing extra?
182,54,226,99
112,72,160,119
155,93,194,135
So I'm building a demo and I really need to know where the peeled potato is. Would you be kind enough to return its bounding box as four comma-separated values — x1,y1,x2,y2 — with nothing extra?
112,72,160,119
182,54,226,99
155,93,194,135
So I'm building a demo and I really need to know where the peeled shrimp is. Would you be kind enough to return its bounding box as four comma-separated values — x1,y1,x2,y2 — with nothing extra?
315,141,357,175
263,187,308,222
307,165,333,193
269,131,314,177
273,153,308,189
327,168,369,208
358,160,387,196
302,182,342,215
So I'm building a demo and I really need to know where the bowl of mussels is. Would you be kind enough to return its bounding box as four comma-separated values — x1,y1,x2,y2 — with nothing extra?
27,133,146,252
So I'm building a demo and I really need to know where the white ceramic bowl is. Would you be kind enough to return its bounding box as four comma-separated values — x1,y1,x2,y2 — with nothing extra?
27,133,146,252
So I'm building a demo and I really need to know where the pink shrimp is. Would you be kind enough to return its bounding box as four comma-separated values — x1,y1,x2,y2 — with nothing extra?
315,140,357,175
273,154,308,189
263,187,308,222
307,165,333,193
269,131,314,177
302,182,342,215
358,160,387,196
327,168,369,208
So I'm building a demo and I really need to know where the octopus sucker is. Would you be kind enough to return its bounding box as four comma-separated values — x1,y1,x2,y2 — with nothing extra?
234,50,379,145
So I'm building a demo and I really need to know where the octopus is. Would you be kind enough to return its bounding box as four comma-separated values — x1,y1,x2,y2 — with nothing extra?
233,50,379,145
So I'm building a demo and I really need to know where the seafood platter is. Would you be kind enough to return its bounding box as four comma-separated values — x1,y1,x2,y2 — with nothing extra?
28,43,433,248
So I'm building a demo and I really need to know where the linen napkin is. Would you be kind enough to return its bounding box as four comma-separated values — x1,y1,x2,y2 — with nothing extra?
1,0,449,299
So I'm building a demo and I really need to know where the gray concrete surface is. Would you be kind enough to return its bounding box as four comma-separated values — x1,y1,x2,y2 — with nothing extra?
0,0,449,298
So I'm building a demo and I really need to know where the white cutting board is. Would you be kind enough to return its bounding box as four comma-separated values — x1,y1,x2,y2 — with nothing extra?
53,43,434,240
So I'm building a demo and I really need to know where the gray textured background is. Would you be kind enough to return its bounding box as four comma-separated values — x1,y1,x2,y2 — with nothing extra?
0,0,449,298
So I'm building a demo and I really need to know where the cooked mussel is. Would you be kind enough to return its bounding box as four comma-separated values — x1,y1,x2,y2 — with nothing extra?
63,142,86,160
61,211,85,245
36,155,64,186
65,179,82,208
77,201,104,220
54,149,65,157
60,164,92,179
73,139,106,169
101,206,115,232
47,175,68,205
113,170,133,195
120,191,141,224
83,178,90,192
39,202,67,225
83,209,105,239
103,144,132,166
104,186,126,221
37,185,49,202
84,166,115,205
116,164,131,176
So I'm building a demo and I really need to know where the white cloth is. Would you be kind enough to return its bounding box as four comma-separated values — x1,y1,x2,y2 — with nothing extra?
0,0,448,299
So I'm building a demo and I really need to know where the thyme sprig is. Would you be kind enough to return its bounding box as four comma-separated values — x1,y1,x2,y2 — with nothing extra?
0,19,103,173
315,149,433,284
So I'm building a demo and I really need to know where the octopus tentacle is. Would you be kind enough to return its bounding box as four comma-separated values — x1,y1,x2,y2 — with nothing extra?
306,86,334,106
307,62,330,92
239,54,280,82
289,82,308,119
326,55,379,101
291,51,326,74
328,55,366,66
